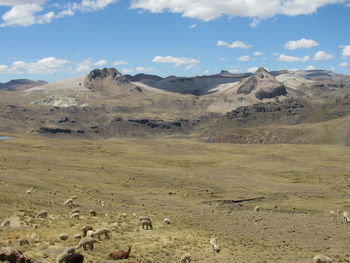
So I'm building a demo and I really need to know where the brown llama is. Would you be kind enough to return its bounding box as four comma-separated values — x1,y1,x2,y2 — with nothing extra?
109,246,132,260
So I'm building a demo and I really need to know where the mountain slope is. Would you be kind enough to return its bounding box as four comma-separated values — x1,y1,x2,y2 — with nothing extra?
0,79,47,91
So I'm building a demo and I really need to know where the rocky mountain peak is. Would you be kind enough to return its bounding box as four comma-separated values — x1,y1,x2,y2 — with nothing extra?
83,68,130,92
236,67,288,100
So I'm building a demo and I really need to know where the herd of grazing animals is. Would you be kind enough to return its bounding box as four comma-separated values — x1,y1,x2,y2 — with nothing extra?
0,186,345,263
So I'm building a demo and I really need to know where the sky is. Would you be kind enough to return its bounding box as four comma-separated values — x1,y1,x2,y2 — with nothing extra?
0,0,350,82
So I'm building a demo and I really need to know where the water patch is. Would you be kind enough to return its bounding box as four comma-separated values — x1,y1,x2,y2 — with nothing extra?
0,136,14,140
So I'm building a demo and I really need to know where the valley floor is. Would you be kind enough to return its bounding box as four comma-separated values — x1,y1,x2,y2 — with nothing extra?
0,135,350,263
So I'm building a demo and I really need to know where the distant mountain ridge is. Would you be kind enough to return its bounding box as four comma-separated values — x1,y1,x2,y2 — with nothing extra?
0,79,47,91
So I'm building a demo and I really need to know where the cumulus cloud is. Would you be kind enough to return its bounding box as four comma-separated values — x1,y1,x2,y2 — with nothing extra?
67,0,118,12
130,0,347,22
113,60,129,66
342,45,350,56
0,0,117,27
278,54,310,62
217,40,251,49
76,58,108,72
313,51,334,60
284,38,319,50
247,67,259,73
135,66,155,72
9,57,69,74
253,51,264,56
238,56,251,62
305,65,315,70
340,62,348,67
94,59,107,66
152,56,200,67
121,68,133,74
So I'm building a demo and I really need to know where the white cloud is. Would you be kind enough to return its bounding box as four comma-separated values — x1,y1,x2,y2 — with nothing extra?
135,66,155,72
342,45,350,57
94,59,107,66
204,69,210,74
238,56,251,62
113,60,129,66
247,67,259,73
76,58,107,72
313,51,334,60
217,40,251,49
278,54,310,62
0,0,117,27
68,0,118,12
10,57,69,74
189,24,197,29
152,56,200,67
253,51,264,56
284,38,319,50
131,0,347,22
305,65,315,70
229,68,239,73
340,62,348,67
121,68,133,74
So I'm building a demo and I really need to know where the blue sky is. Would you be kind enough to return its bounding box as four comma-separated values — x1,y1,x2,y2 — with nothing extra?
0,0,350,82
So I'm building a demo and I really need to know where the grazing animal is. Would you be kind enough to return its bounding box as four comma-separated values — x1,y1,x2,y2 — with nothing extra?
70,213,80,220
56,248,77,263
343,211,350,223
89,210,97,217
86,230,94,238
71,209,80,215
1,219,10,228
76,237,95,251
81,226,93,237
113,222,121,230
94,228,110,240
109,246,132,260
180,253,191,263
0,247,33,263
163,218,171,224
18,239,30,246
210,238,221,253
139,216,151,222
140,219,153,230
64,199,74,208
313,255,332,263
254,206,260,212
36,210,48,218
66,253,84,263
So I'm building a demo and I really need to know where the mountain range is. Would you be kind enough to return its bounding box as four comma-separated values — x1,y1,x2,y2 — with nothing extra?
1,67,350,145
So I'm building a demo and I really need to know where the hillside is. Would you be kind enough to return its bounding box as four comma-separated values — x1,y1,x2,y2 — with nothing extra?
0,79,47,91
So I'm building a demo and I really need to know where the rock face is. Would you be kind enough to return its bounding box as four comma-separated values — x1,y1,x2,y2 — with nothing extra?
236,67,288,100
83,68,130,92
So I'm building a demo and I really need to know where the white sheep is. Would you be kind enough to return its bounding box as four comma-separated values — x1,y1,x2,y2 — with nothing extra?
121,213,127,218
1,219,10,228
94,228,110,240
70,213,80,220
63,198,74,208
163,218,171,225
70,195,78,201
343,211,350,223
76,237,95,251
113,222,121,230
139,215,151,222
210,238,221,253
86,230,94,238
180,253,191,263
313,255,332,263
36,210,48,218
254,206,260,212
56,247,75,263
71,209,80,214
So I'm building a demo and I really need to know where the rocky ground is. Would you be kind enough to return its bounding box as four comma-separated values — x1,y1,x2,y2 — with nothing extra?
0,135,350,262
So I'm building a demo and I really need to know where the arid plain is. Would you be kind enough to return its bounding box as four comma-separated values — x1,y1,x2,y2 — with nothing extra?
1,135,350,263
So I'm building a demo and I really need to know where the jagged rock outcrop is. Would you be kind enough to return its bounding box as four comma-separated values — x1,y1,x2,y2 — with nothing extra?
236,67,288,100
83,68,130,93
